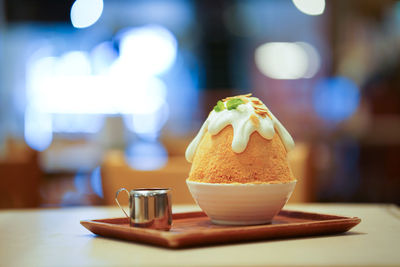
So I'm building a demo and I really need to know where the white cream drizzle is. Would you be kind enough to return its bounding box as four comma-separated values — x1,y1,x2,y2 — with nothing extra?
185,98,295,163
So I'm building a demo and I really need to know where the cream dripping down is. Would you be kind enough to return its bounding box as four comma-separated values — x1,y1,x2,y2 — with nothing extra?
185,96,295,163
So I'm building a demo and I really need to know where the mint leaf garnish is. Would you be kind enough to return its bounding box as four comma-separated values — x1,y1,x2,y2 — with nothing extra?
226,98,244,110
213,100,226,112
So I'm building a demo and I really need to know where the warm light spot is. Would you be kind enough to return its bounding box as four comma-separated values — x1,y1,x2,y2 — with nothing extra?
296,42,320,78
255,42,308,80
255,42,320,80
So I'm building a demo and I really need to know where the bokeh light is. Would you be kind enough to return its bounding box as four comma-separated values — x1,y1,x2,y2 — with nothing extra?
24,107,53,151
52,114,104,133
255,42,320,80
123,103,169,138
24,24,177,151
313,77,360,122
56,51,92,76
90,166,103,198
296,42,321,78
118,25,178,76
292,0,325,16
125,141,168,170
108,75,167,115
255,42,308,80
91,41,118,75
70,0,104,29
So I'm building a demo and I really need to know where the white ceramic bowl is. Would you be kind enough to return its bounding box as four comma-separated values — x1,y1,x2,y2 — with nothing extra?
186,180,296,225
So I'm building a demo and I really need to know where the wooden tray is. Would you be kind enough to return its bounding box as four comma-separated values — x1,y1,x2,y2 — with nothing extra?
80,210,361,248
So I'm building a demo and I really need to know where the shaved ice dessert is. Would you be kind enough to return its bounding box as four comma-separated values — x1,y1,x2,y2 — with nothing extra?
186,94,296,184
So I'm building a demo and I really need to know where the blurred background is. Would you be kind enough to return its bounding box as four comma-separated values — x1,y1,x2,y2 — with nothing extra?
1,0,399,208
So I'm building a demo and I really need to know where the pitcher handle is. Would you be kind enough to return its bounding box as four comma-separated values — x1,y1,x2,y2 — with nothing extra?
115,188,130,219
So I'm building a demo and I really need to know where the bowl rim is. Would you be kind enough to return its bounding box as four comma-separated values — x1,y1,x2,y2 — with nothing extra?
186,179,297,186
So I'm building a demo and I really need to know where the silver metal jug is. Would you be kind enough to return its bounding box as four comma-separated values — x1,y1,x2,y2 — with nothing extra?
115,188,172,231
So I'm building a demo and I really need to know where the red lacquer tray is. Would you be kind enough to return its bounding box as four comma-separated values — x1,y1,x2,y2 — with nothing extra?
80,210,361,248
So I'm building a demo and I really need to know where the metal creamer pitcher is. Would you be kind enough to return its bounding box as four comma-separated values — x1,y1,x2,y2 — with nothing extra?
115,188,172,231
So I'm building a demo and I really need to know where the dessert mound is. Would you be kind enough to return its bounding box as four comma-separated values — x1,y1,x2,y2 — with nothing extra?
185,94,296,184
187,126,295,183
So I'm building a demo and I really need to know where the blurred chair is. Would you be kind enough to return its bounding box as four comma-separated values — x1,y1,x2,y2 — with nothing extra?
101,142,311,207
101,151,195,206
287,142,312,202
0,139,42,208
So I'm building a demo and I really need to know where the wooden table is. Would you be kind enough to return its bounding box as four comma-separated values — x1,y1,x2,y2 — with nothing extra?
1,204,399,267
